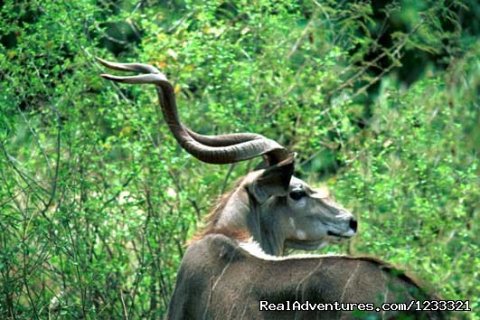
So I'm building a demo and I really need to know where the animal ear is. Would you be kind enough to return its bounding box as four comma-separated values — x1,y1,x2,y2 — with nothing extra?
248,156,294,204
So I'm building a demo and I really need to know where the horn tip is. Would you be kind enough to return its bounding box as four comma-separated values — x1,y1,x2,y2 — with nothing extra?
99,73,121,82
96,57,110,65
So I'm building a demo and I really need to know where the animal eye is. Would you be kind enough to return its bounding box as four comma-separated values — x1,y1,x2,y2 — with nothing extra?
289,190,306,201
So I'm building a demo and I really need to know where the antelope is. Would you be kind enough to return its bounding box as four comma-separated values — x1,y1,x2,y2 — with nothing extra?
167,234,445,320
98,59,444,320
98,58,357,255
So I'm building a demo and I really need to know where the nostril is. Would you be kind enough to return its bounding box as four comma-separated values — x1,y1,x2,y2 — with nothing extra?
349,218,358,232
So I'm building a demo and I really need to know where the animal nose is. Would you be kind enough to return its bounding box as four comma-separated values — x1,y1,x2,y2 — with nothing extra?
349,218,358,232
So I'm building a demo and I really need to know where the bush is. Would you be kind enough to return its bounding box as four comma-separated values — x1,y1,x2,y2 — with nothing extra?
1,0,478,318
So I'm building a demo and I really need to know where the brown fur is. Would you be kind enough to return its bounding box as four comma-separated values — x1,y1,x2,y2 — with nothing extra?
188,178,251,244
168,234,446,320
341,255,441,300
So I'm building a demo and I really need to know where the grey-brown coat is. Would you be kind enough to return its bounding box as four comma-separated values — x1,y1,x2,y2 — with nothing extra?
168,234,444,320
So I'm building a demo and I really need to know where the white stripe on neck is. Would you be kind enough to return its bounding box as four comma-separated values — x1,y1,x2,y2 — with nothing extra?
238,240,344,261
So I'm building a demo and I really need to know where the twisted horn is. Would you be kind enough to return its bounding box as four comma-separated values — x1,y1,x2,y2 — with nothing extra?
97,58,291,165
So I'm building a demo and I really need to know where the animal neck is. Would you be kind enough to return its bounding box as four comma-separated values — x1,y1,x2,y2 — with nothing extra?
211,187,287,256
210,186,254,239
248,198,286,256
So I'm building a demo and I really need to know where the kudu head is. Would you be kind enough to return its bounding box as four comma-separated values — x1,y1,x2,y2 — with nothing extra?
98,58,357,255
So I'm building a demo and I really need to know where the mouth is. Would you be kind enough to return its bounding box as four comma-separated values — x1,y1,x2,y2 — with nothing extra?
327,230,355,239
285,228,356,250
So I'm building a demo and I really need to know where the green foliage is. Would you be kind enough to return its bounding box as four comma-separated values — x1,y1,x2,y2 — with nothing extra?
1,0,478,319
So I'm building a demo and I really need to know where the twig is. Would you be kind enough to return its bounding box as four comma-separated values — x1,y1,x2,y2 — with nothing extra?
220,164,235,194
